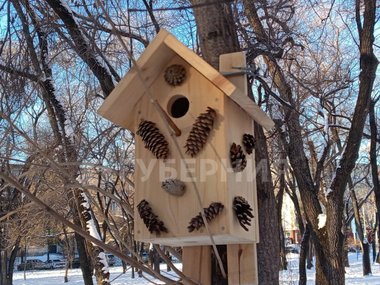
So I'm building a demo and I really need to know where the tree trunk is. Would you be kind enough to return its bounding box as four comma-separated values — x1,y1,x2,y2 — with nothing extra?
350,184,371,275
255,122,280,284
75,232,94,285
190,0,239,69
362,241,371,276
369,100,380,263
299,224,311,285
279,225,288,270
307,240,314,269
276,152,287,271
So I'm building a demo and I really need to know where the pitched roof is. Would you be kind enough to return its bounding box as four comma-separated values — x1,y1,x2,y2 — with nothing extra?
98,29,274,131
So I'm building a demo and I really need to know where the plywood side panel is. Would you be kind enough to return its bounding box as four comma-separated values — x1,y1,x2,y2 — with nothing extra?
227,244,258,285
182,246,211,285
224,98,258,243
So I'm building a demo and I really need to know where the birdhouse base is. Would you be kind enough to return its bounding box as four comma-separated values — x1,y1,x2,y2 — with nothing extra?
136,233,256,247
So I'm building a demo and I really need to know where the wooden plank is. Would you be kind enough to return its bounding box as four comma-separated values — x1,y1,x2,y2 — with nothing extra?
227,244,258,285
219,52,275,131
219,52,248,96
182,246,211,285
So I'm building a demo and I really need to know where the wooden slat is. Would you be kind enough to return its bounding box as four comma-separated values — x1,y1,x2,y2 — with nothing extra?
219,51,248,96
219,52,275,131
182,246,211,285
227,244,258,285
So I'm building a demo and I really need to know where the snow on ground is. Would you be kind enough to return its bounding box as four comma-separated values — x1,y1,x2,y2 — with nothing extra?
280,252,380,284
13,252,380,284
13,263,182,285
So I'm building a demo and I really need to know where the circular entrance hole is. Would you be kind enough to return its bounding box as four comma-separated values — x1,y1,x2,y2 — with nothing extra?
167,95,190,118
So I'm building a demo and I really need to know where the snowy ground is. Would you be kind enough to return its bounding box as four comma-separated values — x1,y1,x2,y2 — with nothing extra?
13,253,380,284
279,252,380,285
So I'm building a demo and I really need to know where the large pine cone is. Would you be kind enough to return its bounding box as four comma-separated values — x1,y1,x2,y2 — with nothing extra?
136,120,169,159
185,107,216,157
137,200,168,235
242,133,256,154
187,202,224,232
164,64,187,86
230,143,247,172
233,196,254,231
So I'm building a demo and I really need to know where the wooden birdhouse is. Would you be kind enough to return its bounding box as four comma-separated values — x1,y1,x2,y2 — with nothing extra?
98,29,274,247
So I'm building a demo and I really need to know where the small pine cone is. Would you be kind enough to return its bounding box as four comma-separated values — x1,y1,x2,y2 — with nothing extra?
242,134,256,154
233,196,254,231
185,107,216,157
230,143,247,172
137,120,169,159
137,200,168,235
161,179,186,196
187,202,224,232
164,64,187,86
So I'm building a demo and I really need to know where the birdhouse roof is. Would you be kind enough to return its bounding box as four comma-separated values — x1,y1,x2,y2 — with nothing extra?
98,29,274,131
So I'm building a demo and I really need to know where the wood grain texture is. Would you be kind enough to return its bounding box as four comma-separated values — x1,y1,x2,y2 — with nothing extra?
227,244,258,285
182,246,211,285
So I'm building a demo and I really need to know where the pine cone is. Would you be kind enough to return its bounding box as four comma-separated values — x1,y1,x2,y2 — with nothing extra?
137,200,168,235
242,133,256,154
187,202,224,232
185,107,216,157
233,196,254,231
161,179,186,196
230,143,247,172
164,64,187,86
136,120,169,159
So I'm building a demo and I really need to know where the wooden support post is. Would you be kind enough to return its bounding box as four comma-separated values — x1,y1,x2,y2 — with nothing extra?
227,244,258,285
182,246,211,285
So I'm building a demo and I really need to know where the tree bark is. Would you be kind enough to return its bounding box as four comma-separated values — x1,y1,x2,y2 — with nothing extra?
369,100,380,263
299,224,311,285
350,186,371,275
255,122,280,284
190,0,239,69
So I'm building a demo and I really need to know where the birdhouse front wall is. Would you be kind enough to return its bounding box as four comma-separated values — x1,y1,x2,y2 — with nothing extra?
133,55,258,246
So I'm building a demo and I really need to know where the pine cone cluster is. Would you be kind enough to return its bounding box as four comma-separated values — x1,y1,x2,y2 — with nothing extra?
161,178,186,196
164,64,187,86
137,199,168,235
233,196,254,231
230,143,247,172
136,120,169,159
242,133,256,154
185,107,217,157
187,202,224,232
